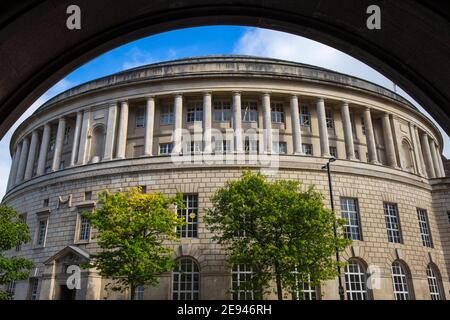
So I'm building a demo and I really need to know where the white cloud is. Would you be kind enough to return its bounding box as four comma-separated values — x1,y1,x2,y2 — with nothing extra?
0,78,75,201
234,28,450,158
122,47,156,70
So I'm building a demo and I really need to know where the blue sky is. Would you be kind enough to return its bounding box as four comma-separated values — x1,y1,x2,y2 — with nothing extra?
1,25,448,200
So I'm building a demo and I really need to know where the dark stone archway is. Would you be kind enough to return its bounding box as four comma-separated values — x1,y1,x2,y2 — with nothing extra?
0,0,448,138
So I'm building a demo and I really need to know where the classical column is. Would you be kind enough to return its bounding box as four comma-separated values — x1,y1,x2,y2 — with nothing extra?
290,95,303,154
414,126,427,177
435,144,446,177
232,91,243,153
340,102,355,159
381,113,397,167
70,111,83,166
24,130,39,180
173,94,183,154
116,100,129,159
103,104,118,160
15,137,29,183
409,124,422,175
144,96,155,156
51,117,66,171
429,139,441,178
316,97,330,157
77,110,91,165
37,123,51,175
363,107,379,164
262,93,272,153
203,92,212,153
7,144,22,190
420,133,435,178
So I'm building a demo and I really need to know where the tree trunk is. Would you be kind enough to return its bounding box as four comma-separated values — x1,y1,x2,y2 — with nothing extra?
130,284,135,300
274,263,283,300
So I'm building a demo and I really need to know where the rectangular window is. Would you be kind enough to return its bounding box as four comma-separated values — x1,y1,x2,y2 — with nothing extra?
272,142,287,154
361,116,366,135
29,278,39,300
187,102,203,123
244,139,259,154
135,108,145,128
340,198,362,240
63,127,71,145
302,143,313,156
187,141,202,153
43,198,49,207
59,160,65,170
213,101,231,122
84,191,92,201
16,214,27,251
159,143,173,155
177,194,198,238
417,209,433,248
271,103,284,123
300,105,310,126
329,146,337,158
292,271,317,300
79,215,90,241
37,219,48,246
384,203,402,243
232,264,257,300
160,104,174,125
354,149,360,160
242,101,258,122
6,280,16,299
214,140,230,154
326,109,334,129
134,286,144,300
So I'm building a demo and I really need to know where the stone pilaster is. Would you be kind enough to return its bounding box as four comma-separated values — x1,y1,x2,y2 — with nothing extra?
316,97,330,157
77,110,91,165
24,130,39,179
116,101,129,159
7,143,22,190
420,133,435,178
103,103,118,160
37,123,51,175
52,117,66,171
363,107,379,164
70,111,83,166
203,92,212,153
341,102,356,160
144,96,155,156
173,94,183,154
262,93,272,153
232,91,243,153
381,113,397,167
290,95,303,154
15,137,29,183
429,139,441,178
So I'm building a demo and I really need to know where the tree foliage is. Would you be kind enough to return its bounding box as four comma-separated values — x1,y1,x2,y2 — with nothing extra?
205,170,351,300
84,187,185,299
0,205,34,300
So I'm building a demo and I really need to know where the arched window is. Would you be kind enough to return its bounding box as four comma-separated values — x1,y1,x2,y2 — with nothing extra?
89,125,105,163
232,264,258,300
401,139,415,172
426,264,444,300
391,261,412,300
172,258,199,300
292,270,318,300
344,260,369,300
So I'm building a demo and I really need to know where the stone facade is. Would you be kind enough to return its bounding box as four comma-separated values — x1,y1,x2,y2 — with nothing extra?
2,56,449,300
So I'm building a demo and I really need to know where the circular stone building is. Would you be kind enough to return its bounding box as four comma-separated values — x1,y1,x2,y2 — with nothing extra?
2,55,450,300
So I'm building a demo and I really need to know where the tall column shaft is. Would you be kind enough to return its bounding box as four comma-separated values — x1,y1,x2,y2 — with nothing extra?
52,117,66,171
77,110,91,165
116,101,129,159
15,137,29,183
144,97,155,156
435,144,446,177
37,124,51,175
203,92,212,153
420,133,435,178
290,95,302,154
316,97,330,156
414,126,427,177
232,92,243,153
103,104,118,160
262,93,272,153
173,94,183,154
7,144,22,190
381,113,397,167
70,111,83,166
341,102,355,159
363,107,379,164
409,124,422,175
24,130,39,179
429,139,441,177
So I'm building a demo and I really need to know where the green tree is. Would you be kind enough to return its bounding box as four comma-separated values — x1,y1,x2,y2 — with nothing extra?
84,187,185,299
0,205,34,300
205,170,351,300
